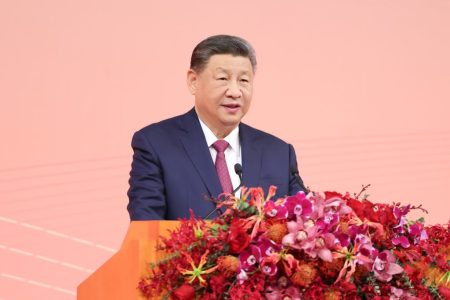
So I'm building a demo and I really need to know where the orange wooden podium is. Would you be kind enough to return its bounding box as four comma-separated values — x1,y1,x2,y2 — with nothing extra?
77,221,180,300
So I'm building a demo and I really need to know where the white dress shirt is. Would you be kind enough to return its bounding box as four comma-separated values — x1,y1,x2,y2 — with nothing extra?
197,117,242,197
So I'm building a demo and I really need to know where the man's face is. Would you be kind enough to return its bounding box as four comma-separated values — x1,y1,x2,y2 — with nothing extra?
188,54,254,137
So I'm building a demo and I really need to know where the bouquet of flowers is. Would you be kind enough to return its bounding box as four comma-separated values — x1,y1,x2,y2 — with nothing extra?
138,186,450,299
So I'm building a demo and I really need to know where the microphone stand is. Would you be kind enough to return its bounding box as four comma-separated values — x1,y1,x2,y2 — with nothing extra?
204,163,243,220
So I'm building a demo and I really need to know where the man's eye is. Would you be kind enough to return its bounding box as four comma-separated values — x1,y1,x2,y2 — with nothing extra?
240,79,249,83
218,77,227,81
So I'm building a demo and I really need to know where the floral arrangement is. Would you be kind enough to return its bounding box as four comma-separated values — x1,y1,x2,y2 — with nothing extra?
138,186,450,299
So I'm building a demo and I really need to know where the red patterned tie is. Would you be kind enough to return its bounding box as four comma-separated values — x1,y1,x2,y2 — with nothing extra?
212,140,233,193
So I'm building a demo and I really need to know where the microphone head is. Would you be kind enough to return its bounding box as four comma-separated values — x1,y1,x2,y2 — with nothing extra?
234,163,243,175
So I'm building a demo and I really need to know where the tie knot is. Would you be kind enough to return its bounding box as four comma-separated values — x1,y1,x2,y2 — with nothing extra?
212,140,229,153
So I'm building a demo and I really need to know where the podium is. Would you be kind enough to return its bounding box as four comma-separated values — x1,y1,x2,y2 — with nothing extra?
77,221,180,299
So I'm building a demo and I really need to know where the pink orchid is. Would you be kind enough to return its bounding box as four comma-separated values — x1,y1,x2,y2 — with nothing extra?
281,219,317,248
257,238,281,257
309,193,352,220
372,250,403,282
348,215,385,240
324,195,353,215
264,200,288,219
408,222,428,244
260,257,278,276
239,245,261,272
283,192,312,219
316,211,340,233
255,238,281,276
392,235,411,248
303,232,336,262
392,205,411,234
334,231,351,247
393,205,411,222
348,223,369,239
282,219,336,262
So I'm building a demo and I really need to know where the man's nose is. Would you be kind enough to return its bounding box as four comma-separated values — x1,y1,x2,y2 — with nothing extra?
225,80,242,98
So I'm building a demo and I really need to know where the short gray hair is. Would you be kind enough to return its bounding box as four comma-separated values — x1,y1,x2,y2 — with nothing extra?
190,35,257,73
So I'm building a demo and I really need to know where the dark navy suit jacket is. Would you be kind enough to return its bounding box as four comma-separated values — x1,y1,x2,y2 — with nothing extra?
127,108,306,220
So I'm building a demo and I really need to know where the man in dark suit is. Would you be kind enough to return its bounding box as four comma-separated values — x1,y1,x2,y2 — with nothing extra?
127,35,306,220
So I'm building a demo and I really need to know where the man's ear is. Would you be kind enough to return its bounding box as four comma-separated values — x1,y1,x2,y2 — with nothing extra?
186,69,197,95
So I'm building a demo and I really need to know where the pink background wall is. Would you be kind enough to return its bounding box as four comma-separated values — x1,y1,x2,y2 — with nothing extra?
1,1,449,298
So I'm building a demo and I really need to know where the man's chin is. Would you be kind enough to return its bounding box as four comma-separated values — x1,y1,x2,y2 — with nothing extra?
220,116,243,128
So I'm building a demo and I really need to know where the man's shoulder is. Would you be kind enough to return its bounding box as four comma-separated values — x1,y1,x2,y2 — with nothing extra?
240,122,290,146
135,109,194,137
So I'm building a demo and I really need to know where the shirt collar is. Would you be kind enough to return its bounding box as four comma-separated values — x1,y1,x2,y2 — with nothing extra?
197,116,240,151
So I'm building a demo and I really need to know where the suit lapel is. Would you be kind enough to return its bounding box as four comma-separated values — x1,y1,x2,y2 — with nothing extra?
179,109,223,198
240,123,262,189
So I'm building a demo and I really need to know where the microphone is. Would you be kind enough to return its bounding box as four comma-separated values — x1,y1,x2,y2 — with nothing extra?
290,163,307,192
204,163,243,219
232,163,243,196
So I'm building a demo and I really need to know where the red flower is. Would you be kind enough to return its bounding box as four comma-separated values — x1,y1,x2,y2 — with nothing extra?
303,285,325,299
439,286,450,299
200,294,215,300
338,281,358,298
346,198,365,219
138,187,450,300
227,219,250,253
172,284,195,300
324,191,344,200
209,273,228,295
229,272,265,299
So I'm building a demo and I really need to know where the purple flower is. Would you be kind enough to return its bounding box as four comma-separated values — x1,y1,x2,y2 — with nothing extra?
282,218,336,262
348,223,367,237
392,235,410,248
408,222,428,244
282,219,309,246
264,200,288,219
309,233,336,262
354,233,371,246
283,192,312,219
256,238,281,276
393,205,411,231
308,193,351,221
393,205,410,220
334,232,350,248
260,258,278,276
239,245,261,271
372,250,403,282
324,196,352,215
316,212,340,232
257,238,280,257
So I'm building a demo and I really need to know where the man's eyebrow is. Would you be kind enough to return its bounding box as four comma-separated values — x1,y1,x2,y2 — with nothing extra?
215,67,227,72
215,67,251,75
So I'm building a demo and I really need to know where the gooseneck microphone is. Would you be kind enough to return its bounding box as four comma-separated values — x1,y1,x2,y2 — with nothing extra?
290,163,307,192
232,163,243,195
204,163,243,219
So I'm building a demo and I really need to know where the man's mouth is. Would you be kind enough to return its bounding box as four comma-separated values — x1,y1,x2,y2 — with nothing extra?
222,103,241,109
221,103,241,114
